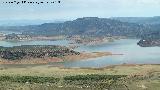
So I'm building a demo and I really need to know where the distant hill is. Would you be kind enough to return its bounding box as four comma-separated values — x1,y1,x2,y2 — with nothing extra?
0,17,151,37
111,16,160,25
0,20,64,26
3,17,160,47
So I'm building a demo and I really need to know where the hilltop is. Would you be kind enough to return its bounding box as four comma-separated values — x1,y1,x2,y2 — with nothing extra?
0,17,150,37
112,16,160,25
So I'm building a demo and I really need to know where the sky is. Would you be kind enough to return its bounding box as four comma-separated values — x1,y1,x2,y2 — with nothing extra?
0,0,160,20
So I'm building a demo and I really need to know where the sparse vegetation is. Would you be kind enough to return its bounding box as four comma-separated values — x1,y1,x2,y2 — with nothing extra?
0,45,80,60
0,76,60,84
0,64,159,90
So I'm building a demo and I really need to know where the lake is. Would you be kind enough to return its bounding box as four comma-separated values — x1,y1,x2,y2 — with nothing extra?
0,40,69,47
0,39,160,68
64,39,160,68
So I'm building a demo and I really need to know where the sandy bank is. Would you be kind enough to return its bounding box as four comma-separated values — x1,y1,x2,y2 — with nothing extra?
63,52,122,61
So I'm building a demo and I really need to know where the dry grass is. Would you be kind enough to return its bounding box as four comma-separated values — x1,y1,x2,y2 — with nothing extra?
0,64,159,78
0,64,159,90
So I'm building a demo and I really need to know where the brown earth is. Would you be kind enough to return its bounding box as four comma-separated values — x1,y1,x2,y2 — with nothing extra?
63,52,115,61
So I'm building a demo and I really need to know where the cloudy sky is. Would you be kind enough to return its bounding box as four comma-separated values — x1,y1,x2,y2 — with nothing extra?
0,0,160,20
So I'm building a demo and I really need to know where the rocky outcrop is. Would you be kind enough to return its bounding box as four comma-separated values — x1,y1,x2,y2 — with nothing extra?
137,39,160,47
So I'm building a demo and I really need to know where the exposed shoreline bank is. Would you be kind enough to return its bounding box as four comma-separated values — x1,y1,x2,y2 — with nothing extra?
0,52,123,64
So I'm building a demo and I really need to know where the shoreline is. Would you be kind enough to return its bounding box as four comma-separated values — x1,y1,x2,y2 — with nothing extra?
0,64,159,77
0,61,159,69
63,52,123,61
0,52,122,64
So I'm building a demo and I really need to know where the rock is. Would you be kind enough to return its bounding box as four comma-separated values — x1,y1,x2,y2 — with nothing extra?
137,39,160,47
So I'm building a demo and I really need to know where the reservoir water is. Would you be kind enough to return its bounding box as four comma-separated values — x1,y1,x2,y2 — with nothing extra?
0,39,160,68
64,39,160,68
0,40,69,47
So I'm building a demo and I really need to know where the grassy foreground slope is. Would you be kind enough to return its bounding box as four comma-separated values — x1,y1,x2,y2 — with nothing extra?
0,64,159,90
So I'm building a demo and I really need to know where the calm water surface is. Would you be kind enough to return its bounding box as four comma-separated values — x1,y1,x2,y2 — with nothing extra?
0,40,69,47
0,39,160,68
64,39,160,67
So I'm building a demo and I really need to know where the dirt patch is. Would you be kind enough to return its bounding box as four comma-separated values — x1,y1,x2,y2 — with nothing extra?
63,52,113,61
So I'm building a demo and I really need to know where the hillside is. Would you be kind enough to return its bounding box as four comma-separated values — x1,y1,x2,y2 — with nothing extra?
112,16,160,25
0,17,151,37
0,64,159,90
2,17,160,47
110,16,160,47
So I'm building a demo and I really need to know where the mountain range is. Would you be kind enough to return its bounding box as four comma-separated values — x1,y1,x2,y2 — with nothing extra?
0,17,155,38
1,17,160,39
